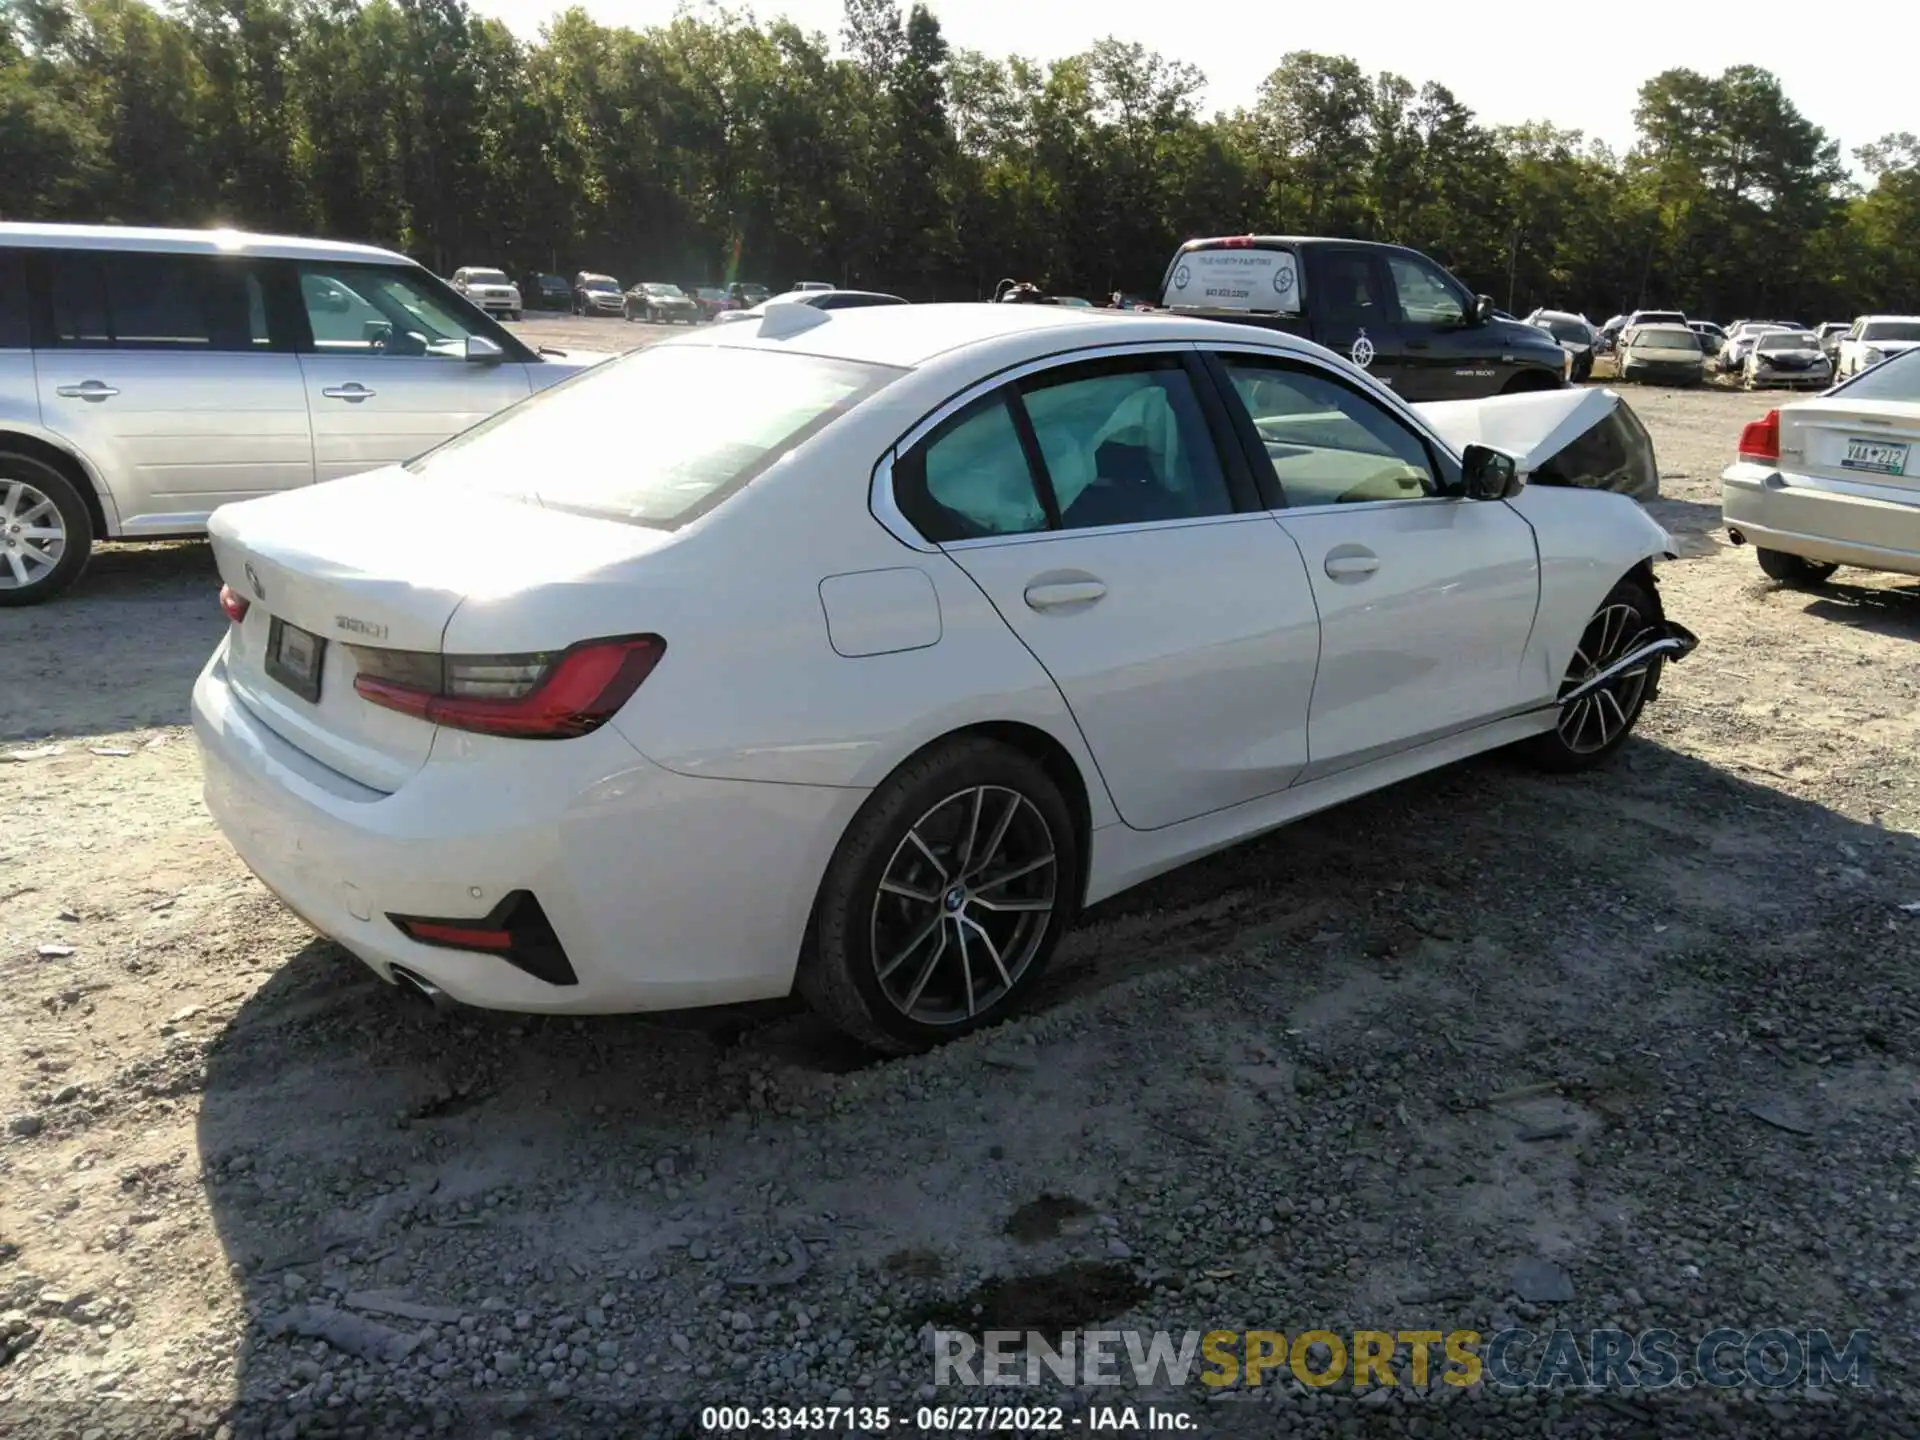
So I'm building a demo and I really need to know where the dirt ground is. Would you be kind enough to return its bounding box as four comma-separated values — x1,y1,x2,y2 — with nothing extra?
5,354,1920,1438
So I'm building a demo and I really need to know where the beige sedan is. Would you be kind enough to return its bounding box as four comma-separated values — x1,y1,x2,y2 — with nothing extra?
1722,349,1920,583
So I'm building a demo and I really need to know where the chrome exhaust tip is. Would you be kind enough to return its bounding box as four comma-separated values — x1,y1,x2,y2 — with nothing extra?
390,964,454,1014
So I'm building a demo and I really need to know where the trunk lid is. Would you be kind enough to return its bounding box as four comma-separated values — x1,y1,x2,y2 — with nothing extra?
208,468,672,792
1778,398,1920,495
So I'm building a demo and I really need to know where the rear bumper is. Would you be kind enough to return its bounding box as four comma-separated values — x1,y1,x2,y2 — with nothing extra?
191,642,865,1014
1722,462,1920,576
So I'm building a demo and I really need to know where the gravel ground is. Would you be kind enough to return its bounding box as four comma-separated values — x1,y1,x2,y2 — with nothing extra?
5,372,1920,1439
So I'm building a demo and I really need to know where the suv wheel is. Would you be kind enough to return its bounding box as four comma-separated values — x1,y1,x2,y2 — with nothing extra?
0,453,93,606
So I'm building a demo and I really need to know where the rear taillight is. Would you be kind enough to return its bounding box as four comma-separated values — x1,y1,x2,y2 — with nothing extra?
219,584,250,624
1738,409,1780,463
1218,236,1256,248
351,635,664,739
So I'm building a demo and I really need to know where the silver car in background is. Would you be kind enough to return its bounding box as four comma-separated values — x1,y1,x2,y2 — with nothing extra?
0,223,609,605
1741,329,1832,390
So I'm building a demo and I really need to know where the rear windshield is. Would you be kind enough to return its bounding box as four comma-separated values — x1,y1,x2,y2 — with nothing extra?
407,344,899,527
1834,346,1920,401
1758,333,1818,352
1634,331,1699,352
1635,311,1686,325
466,270,509,285
1862,321,1920,343
644,283,684,297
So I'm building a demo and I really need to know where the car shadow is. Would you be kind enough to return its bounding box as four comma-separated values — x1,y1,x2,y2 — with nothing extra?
191,730,1920,1428
1800,578,1920,639
0,542,222,740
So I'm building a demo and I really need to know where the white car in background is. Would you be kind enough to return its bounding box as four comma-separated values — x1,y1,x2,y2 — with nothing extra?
1835,315,1920,379
1724,347,1920,585
1740,329,1832,390
191,303,1694,1053
449,266,521,321
0,224,610,605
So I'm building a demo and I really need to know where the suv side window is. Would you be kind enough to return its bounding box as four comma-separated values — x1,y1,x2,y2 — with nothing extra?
1216,355,1437,507
42,250,270,351
1017,356,1233,530
1384,253,1465,327
894,391,1049,542
297,263,487,359
0,250,26,348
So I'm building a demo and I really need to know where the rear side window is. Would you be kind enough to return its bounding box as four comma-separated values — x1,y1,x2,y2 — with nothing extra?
0,250,27,348
411,344,898,528
41,250,270,351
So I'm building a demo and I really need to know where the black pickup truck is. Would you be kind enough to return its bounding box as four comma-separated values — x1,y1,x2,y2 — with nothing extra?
1159,236,1570,402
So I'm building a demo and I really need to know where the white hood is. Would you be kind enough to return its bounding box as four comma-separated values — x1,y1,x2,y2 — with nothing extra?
1416,388,1620,471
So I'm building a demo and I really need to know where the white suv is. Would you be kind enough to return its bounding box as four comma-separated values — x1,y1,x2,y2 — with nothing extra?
1835,315,1920,379
0,224,609,605
449,266,522,320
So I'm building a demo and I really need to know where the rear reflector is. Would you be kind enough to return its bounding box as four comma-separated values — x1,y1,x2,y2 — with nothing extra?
352,634,664,739
1738,409,1780,463
389,891,578,986
219,584,250,624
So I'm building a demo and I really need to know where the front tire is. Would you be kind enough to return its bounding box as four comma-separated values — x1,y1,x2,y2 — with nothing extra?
800,737,1079,1055
0,454,92,607
1756,548,1838,586
1517,575,1664,773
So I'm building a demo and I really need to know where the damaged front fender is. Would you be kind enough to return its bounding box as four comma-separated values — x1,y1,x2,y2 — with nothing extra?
1417,387,1659,502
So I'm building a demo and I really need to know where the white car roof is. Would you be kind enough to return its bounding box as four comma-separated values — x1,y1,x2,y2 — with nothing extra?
1859,314,1920,325
0,221,410,266
672,301,1337,371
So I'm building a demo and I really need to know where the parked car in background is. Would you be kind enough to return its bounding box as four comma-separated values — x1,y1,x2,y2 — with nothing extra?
1721,321,1793,373
624,282,699,325
1815,321,1852,361
1595,315,1628,355
713,289,909,324
0,223,611,604
1741,329,1832,390
1618,324,1706,386
1688,320,1727,349
728,282,770,308
1159,235,1568,399
1623,309,1688,335
572,272,625,316
189,302,1693,1053
1525,309,1598,382
684,285,736,321
1836,315,1920,379
450,267,521,321
1723,346,1919,586
520,273,572,311
790,281,834,292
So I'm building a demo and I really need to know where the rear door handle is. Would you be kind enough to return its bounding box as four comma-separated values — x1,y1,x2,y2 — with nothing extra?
1024,579,1106,610
1324,551,1380,580
321,383,376,402
55,380,119,401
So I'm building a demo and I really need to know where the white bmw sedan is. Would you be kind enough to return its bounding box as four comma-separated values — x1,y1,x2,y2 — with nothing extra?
192,303,1696,1052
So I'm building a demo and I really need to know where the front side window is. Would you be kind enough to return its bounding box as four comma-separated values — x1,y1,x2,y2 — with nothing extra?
1218,356,1436,507
1385,254,1465,327
1017,358,1232,530
410,344,895,528
298,264,484,359
896,393,1048,542
44,250,269,351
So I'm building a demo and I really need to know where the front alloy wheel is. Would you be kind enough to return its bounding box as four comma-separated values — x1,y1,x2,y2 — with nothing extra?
802,737,1078,1053
1518,576,1663,772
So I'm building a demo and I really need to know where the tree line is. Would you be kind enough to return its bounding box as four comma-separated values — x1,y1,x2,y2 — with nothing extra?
4,0,1917,322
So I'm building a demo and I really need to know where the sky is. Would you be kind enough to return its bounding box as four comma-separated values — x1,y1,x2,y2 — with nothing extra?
465,0,1909,173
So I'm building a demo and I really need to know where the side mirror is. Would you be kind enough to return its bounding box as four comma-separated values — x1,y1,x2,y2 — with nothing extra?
1461,444,1521,501
1473,294,1497,325
464,335,505,364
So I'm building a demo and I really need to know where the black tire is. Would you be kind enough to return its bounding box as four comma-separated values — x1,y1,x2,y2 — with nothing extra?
507,310,519,322
799,736,1079,1055
1756,548,1838,586
0,452,93,606
623,306,633,323
1517,574,1664,773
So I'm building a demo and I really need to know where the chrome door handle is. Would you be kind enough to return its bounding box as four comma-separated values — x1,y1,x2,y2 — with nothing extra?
321,383,376,402
56,381,119,401
1324,552,1380,580
1024,579,1107,610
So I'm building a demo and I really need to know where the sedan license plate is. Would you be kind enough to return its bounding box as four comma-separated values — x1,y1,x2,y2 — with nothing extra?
1842,438,1909,476
265,617,326,702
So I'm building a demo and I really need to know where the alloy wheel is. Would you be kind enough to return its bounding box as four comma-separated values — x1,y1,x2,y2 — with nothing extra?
1556,602,1652,754
0,479,66,591
868,785,1058,1027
